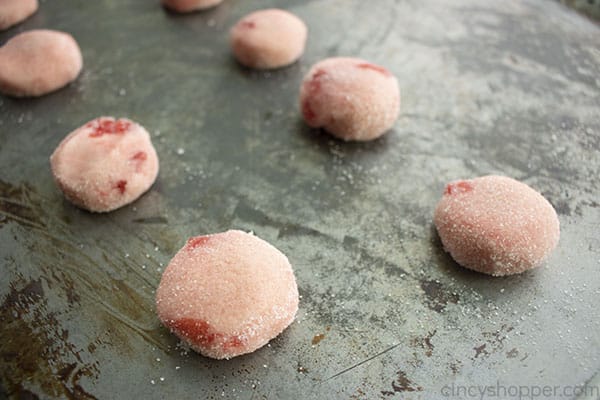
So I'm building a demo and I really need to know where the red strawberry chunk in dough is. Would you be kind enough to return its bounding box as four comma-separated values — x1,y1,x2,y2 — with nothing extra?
241,20,255,29
306,69,326,95
444,180,473,195
130,151,148,172
115,180,127,194
88,118,132,138
186,235,211,250
166,318,244,350
356,62,392,77
131,151,147,161
300,69,327,123
301,100,317,122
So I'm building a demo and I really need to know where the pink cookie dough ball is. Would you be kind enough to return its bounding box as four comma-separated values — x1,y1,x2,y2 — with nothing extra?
156,230,299,359
0,0,38,30
230,9,307,69
50,117,159,213
0,29,82,97
299,57,400,141
434,175,560,276
161,0,223,13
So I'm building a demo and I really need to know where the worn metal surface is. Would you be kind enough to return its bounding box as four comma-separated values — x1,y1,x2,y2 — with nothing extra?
560,0,600,21
1,0,599,399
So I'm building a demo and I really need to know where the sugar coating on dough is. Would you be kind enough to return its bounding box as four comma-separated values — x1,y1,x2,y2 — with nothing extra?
0,29,82,97
0,0,38,30
230,9,307,70
50,117,159,213
299,57,400,141
161,0,223,13
156,230,299,359
434,175,560,276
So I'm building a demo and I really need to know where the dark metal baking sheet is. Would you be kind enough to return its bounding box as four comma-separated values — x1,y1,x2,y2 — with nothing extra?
1,0,599,399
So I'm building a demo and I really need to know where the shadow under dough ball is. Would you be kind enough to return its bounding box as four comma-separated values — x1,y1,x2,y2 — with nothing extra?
161,0,223,13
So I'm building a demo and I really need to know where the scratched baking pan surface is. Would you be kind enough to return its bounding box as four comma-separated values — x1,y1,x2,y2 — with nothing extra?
1,0,599,399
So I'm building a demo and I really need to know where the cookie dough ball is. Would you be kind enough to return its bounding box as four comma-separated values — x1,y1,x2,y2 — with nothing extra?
161,0,223,13
434,175,560,276
230,9,307,69
156,230,299,359
0,29,82,97
0,0,38,30
50,117,159,213
299,57,400,141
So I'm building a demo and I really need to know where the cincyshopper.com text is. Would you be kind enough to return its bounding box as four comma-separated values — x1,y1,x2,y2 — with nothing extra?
441,381,600,399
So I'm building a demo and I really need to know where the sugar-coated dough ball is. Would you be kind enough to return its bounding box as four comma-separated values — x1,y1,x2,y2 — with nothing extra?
50,117,159,213
161,0,223,13
299,57,400,141
434,175,560,276
156,230,299,359
0,0,38,30
0,29,82,97
230,9,307,70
